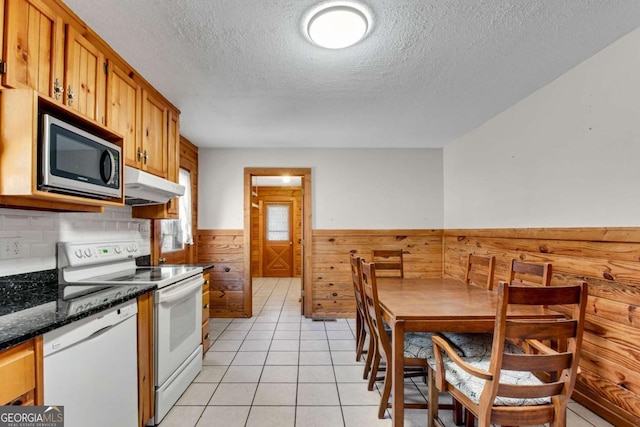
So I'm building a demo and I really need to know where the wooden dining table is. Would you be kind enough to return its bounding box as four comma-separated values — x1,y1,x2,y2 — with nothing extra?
376,277,562,427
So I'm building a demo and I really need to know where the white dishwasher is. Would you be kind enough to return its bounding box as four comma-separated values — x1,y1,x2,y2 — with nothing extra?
43,300,138,427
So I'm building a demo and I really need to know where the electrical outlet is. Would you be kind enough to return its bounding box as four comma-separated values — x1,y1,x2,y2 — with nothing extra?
0,238,23,260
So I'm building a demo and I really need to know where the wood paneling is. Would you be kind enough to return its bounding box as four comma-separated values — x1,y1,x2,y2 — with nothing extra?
311,229,443,319
197,230,247,317
443,228,640,427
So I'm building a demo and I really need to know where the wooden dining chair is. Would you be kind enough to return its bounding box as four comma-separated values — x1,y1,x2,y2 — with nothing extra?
447,258,553,425
465,254,496,290
371,249,404,278
350,254,375,379
360,260,433,418
428,281,588,427
509,259,552,287
446,253,496,423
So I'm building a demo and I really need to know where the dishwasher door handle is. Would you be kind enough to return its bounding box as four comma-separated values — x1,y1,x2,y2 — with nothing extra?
49,323,116,354
159,276,204,305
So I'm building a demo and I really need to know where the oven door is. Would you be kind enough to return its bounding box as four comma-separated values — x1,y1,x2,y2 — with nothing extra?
154,274,203,386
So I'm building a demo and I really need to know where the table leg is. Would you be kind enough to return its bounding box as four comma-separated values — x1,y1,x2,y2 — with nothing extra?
392,320,405,427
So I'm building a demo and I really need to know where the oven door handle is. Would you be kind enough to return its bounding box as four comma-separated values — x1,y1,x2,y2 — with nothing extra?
158,276,204,304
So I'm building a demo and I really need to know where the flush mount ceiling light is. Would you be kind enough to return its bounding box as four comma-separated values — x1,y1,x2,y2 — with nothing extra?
306,3,370,49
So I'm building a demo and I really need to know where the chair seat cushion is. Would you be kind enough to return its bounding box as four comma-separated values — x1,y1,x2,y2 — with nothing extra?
404,332,437,359
441,333,523,358
439,355,551,406
385,331,465,360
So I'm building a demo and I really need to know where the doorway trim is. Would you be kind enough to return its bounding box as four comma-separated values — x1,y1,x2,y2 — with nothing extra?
244,168,313,317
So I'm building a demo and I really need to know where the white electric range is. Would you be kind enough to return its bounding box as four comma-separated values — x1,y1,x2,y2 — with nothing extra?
57,240,204,426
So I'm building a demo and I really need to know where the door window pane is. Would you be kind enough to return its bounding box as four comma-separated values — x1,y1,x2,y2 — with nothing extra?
267,205,289,241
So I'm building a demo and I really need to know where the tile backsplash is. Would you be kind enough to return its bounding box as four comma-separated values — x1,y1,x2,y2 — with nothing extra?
0,206,150,276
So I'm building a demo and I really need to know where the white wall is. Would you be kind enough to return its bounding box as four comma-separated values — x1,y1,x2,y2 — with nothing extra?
0,207,150,276
444,26,640,228
199,148,443,230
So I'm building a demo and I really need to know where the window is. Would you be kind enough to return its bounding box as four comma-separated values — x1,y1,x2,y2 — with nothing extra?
267,205,289,241
178,168,193,245
160,168,193,252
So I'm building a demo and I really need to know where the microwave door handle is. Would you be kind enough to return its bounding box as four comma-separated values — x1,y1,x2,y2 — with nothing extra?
158,276,204,304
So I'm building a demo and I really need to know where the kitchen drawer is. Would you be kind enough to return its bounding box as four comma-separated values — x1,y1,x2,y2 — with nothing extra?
201,319,210,356
0,340,36,405
202,290,210,322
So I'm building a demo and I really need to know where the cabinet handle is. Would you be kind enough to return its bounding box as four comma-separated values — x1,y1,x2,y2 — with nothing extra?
204,279,209,285
137,147,143,161
67,85,76,106
158,257,167,264
143,150,148,165
203,304,209,309
53,78,64,100
204,333,210,340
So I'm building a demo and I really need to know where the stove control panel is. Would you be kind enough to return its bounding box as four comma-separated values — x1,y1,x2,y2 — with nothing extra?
65,285,141,314
59,241,140,267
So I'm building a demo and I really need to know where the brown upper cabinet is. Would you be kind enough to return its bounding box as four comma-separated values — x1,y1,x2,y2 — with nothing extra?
1,0,182,214
166,110,180,217
64,25,106,123
131,108,180,219
140,89,168,178
3,0,106,124
3,0,64,100
106,62,141,170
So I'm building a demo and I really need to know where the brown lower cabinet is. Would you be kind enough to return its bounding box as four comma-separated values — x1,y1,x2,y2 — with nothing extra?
0,337,43,406
137,292,154,427
202,270,211,356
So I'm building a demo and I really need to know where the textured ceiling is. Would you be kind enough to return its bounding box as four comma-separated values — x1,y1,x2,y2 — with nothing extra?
64,0,640,148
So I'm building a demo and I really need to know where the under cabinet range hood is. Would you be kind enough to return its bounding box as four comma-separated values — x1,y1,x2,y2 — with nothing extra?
124,166,185,205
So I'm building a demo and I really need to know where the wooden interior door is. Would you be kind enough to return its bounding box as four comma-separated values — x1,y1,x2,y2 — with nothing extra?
262,201,293,277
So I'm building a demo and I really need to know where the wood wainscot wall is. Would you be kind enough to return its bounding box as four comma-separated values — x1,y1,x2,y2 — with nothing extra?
197,230,247,317
311,229,443,319
443,228,640,427
197,228,443,319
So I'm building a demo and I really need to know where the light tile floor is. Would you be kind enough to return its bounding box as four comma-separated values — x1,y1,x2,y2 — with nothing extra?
159,277,614,427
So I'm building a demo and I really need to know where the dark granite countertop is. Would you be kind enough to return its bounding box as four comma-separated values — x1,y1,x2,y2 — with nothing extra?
160,263,215,271
134,256,214,271
0,270,156,351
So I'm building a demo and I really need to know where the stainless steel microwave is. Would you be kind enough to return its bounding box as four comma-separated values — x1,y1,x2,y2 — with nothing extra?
40,114,122,199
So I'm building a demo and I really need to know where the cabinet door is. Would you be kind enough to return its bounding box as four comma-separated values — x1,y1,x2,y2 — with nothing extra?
0,338,43,406
166,111,180,216
3,0,64,100
64,25,106,123
141,90,168,178
107,62,141,169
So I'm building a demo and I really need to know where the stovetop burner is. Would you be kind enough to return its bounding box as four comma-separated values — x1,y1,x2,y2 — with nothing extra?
86,266,200,284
